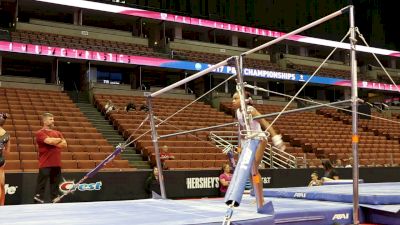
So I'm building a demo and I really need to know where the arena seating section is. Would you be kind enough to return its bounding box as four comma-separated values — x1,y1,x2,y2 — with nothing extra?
10,30,165,58
318,108,400,166
94,94,236,170
1,88,134,173
2,85,398,171
220,102,400,168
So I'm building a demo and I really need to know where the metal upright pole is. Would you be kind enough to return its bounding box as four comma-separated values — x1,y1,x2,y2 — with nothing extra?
235,56,251,133
349,5,360,225
147,96,167,199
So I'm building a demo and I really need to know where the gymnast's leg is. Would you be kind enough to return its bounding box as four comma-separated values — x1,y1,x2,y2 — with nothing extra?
251,139,267,209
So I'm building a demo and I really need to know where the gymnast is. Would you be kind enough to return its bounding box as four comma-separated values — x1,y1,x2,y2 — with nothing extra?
232,91,285,209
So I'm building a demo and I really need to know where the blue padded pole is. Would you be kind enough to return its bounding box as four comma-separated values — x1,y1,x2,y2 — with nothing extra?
224,139,260,207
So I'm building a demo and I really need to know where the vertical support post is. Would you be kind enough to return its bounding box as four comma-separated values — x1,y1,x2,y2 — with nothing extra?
88,61,92,88
269,148,273,169
163,21,166,47
235,56,251,133
139,66,142,89
15,0,19,24
147,96,167,199
184,72,188,93
0,55,2,75
349,5,360,225
56,58,59,84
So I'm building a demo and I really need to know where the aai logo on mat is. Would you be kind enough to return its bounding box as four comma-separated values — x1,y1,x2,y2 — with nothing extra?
293,192,306,198
332,213,349,220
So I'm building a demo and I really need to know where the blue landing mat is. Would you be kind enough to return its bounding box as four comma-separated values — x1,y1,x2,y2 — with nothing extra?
0,196,355,225
362,206,400,225
262,182,400,205
246,197,354,225
0,198,273,225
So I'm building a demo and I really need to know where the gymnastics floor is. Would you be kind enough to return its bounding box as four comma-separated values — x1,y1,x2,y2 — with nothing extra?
0,195,353,225
1,183,399,225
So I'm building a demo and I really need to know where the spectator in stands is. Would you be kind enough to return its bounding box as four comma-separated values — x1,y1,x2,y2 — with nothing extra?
321,159,339,182
308,171,321,187
34,113,67,203
104,100,117,114
219,163,232,197
232,91,285,208
139,103,149,112
335,159,344,168
124,102,136,112
345,157,355,168
145,167,161,198
0,113,10,205
159,145,175,169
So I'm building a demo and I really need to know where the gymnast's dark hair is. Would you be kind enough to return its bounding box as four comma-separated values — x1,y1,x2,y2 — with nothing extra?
234,90,253,105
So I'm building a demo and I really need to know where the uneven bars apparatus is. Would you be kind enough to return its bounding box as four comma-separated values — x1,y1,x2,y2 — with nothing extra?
147,4,361,223
221,5,355,222
224,4,351,211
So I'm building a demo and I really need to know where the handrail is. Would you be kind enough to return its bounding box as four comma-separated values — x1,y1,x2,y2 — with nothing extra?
186,87,194,94
210,131,297,169
72,81,80,103
263,145,297,169
140,84,147,91
209,131,238,149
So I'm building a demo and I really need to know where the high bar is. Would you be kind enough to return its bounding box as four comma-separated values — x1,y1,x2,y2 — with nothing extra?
150,57,232,98
242,5,351,56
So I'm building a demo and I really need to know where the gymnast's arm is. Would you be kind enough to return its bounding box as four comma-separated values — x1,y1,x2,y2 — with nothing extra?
250,107,285,150
249,107,278,137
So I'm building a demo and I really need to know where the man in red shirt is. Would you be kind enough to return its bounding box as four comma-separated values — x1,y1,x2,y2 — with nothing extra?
33,113,67,203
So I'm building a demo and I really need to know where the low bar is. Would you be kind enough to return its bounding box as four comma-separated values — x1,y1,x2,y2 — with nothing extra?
159,99,351,139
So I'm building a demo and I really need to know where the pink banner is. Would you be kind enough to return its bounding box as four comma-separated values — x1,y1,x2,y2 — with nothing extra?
0,41,174,67
2,40,400,92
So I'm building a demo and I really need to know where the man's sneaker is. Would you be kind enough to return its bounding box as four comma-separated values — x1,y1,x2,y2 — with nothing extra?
33,195,44,204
